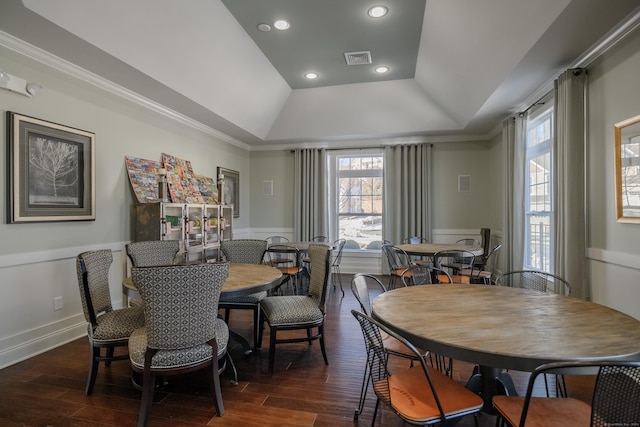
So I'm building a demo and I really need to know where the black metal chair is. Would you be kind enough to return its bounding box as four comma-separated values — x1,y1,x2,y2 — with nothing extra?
350,273,431,421
493,360,640,427
351,309,483,426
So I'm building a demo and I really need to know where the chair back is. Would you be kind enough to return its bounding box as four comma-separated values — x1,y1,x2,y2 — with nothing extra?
381,244,412,271
512,360,640,427
456,238,480,246
401,265,452,286
351,273,386,314
591,362,640,426
126,240,179,267
307,244,331,312
480,243,502,271
132,262,229,350
480,228,491,255
311,235,328,242
267,244,300,267
433,250,475,270
266,235,289,244
221,239,266,264
76,250,114,325
331,239,346,267
496,270,571,296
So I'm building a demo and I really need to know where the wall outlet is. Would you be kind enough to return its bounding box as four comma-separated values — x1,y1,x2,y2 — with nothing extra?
53,296,63,311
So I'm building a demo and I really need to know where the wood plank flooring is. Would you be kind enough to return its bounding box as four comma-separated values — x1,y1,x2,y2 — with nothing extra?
0,274,595,426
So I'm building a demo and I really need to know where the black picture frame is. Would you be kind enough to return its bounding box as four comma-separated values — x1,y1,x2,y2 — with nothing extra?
217,166,239,218
6,112,95,223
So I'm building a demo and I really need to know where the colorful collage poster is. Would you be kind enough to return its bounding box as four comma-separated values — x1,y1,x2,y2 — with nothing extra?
162,153,204,203
194,174,219,204
125,156,161,203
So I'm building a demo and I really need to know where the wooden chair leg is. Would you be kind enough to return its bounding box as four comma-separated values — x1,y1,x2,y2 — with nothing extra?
318,325,328,365
253,305,261,350
268,326,277,375
86,345,100,395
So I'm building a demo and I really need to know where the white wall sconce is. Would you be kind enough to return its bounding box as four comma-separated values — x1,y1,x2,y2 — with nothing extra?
0,68,44,97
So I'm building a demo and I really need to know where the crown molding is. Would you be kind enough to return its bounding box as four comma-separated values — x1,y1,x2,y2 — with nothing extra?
0,30,251,151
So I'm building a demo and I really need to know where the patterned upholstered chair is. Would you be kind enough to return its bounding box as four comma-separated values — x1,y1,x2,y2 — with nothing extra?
258,244,331,374
125,240,180,267
218,239,268,351
129,262,230,427
76,250,145,395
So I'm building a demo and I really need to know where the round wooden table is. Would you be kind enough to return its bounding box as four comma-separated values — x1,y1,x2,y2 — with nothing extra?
371,284,640,412
123,262,283,300
395,243,483,257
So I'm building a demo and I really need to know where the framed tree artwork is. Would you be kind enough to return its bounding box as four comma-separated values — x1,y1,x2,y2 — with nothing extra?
6,112,95,223
217,166,239,217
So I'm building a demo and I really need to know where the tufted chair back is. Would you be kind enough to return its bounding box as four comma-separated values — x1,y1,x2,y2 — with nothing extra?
132,262,228,350
76,249,115,325
307,244,331,312
126,240,180,267
221,239,267,264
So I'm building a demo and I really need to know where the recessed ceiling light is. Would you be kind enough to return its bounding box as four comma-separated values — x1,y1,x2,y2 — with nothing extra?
375,66,390,74
304,72,319,80
368,6,388,18
274,20,290,30
257,23,271,32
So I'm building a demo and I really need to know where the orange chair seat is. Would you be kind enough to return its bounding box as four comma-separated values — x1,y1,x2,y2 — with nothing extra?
492,395,591,427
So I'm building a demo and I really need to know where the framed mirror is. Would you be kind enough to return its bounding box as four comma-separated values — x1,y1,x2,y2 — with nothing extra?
615,114,640,223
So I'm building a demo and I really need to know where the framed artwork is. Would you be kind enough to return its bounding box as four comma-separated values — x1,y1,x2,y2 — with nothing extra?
217,167,239,217
6,112,95,223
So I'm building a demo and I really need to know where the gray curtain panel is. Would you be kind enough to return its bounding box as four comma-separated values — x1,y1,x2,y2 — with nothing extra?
293,148,328,241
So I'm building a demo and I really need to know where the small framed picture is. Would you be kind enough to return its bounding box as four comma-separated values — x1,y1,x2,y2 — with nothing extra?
6,112,95,223
217,167,239,218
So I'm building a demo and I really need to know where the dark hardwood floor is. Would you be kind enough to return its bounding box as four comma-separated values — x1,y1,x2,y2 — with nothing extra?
0,274,595,426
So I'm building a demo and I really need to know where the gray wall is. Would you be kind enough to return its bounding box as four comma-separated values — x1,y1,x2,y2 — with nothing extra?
586,25,640,318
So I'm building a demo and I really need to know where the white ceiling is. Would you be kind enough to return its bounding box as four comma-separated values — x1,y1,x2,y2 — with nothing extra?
2,0,640,148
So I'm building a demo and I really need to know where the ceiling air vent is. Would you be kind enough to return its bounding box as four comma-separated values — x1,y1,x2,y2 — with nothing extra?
344,51,372,65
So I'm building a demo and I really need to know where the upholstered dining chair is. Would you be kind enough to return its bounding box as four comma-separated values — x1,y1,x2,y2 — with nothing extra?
258,244,331,375
218,239,268,350
125,240,180,267
129,262,231,427
75,249,145,395
350,274,430,422
351,309,483,426
493,360,640,427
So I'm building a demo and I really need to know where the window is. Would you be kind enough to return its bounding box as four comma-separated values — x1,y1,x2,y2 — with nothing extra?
328,151,383,249
524,104,553,272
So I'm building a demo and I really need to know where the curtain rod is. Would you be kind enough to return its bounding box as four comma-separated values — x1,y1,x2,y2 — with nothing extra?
518,67,584,117
290,143,433,153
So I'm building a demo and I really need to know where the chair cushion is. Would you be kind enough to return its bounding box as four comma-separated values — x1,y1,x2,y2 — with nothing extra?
91,305,145,342
129,318,229,371
492,396,591,427
260,295,323,326
375,365,483,423
219,291,267,304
